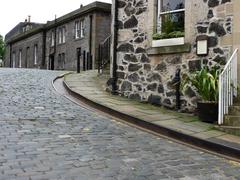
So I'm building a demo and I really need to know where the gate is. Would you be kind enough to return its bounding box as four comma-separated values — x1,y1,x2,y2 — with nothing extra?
98,35,111,74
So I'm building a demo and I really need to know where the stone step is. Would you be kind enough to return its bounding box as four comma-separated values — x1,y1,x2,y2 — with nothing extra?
229,106,240,116
233,96,240,105
224,115,240,126
216,126,240,136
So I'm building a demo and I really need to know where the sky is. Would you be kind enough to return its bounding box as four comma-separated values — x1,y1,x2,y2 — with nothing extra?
0,0,111,38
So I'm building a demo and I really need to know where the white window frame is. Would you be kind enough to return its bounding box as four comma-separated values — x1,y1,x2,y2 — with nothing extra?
75,21,80,39
34,45,38,65
157,0,185,33
19,50,22,68
12,52,16,68
80,19,85,38
58,28,62,44
62,27,66,43
51,31,55,46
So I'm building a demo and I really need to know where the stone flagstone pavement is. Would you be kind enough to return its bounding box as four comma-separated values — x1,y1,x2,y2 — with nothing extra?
64,70,240,152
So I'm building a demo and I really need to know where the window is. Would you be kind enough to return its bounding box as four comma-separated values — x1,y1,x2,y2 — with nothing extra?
62,27,66,43
75,21,80,39
34,45,38,65
80,19,85,38
75,19,85,39
12,52,16,68
157,0,185,36
19,50,22,68
58,28,62,44
58,27,66,44
51,30,55,46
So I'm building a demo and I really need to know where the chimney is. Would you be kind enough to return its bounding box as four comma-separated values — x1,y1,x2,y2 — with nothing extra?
28,15,31,23
25,19,27,23
80,4,83,8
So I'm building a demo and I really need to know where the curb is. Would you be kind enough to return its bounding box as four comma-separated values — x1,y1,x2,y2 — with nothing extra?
59,76,240,162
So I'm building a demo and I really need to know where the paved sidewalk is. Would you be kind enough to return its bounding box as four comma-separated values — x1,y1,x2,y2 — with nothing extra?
64,70,240,158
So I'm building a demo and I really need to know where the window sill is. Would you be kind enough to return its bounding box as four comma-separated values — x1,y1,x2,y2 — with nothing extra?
152,37,184,47
147,43,191,55
75,37,85,41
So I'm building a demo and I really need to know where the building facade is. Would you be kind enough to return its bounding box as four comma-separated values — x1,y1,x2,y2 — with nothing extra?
111,0,240,112
5,2,111,71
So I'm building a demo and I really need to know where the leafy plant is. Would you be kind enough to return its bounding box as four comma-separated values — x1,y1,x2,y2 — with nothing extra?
152,31,184,40
181,66,221,102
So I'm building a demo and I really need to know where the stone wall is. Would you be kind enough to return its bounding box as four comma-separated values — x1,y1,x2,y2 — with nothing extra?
45,11,111,71
9,32,44,69
115,0,234,112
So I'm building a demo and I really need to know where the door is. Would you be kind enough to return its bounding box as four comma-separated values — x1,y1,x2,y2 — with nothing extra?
49,55,54,70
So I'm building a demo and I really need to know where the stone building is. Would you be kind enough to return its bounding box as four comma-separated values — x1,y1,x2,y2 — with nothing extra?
5,2,111,70
110,0,240,112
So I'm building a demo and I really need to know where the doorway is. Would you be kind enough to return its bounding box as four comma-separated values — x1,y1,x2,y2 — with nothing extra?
49,55,55,70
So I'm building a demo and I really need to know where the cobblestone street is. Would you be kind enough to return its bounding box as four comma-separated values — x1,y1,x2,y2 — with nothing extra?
0,68,239,180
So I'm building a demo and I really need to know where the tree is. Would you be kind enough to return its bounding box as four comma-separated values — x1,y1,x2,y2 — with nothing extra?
0,34,5,60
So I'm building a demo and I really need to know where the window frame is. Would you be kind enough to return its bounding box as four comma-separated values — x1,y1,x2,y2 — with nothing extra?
62,27,66,43
12,52,16,68
58,28,62,44
75,21,80,39
157,0,185,34
19,50,22,68
51,30,55,47
34,44,38,65
80,19,85,38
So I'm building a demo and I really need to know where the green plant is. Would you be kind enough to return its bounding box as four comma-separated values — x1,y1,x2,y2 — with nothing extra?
181,66,221,102
152,31,184,40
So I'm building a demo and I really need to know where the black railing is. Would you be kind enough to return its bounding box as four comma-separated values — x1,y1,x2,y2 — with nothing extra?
76,49,93,73
98,35,111,74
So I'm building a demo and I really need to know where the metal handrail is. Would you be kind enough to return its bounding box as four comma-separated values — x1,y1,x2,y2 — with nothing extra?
218,49,238,125
98,35,111,74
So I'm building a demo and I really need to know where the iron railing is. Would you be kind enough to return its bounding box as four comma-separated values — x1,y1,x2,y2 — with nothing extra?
218,49,238,125
98,35,111,74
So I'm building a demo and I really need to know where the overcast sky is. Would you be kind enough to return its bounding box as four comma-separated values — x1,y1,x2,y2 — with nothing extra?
0,0,111,38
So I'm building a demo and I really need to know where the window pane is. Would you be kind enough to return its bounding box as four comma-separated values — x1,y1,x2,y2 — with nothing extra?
161,0,184,12
161,11,184,33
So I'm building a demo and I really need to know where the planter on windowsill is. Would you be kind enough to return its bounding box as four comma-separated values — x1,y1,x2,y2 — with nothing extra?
152,37,184,47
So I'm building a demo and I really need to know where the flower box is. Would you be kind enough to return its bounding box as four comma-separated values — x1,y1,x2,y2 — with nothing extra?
152,37,184,47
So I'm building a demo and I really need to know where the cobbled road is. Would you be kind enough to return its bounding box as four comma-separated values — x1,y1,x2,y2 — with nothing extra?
0,68,239,180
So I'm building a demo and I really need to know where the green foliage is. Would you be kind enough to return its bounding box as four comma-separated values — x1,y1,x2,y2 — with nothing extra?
152,31,184,40
181,66,221,102
0,35,5,60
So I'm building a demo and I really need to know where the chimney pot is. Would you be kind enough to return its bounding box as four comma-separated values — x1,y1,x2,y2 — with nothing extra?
28,15,31,22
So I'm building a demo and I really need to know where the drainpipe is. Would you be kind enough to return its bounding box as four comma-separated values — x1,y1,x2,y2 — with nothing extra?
89,15,93,69
42,30,46,69
54,15,57,55
112,0,118,95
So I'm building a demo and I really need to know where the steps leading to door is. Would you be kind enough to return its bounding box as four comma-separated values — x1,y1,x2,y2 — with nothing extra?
220,97,240,136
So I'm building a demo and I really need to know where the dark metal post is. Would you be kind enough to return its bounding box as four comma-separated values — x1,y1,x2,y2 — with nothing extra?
98,44,101,73
86,52,89,70
112,0,119,95
175,68,181,110
83,50,86,71
77,48,81,73
90,54,93,70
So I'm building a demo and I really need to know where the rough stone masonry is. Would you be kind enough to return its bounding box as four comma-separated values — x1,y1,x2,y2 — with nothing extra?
114,0,233,112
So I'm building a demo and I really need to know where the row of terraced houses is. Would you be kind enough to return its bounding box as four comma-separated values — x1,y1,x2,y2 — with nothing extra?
4,2,111,71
